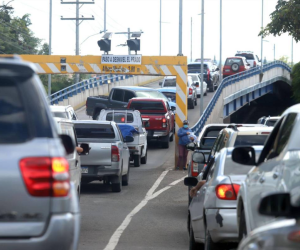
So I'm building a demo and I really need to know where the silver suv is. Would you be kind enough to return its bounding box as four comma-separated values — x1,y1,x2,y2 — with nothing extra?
0,57,80,250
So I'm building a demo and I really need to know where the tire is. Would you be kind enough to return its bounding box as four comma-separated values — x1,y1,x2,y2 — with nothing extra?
111,173,122,193
239,208,247,241
141,148,147,164
231,63,239,72
189,99,195,109
190,223,204,250
209,83,214,93
161,134,170,149
122,161,130,186
197,94,200,98
169,132,174,142
194,96,197,106
92,109,100,120
204,90,207,96
133,155,141,167
205,225,219,250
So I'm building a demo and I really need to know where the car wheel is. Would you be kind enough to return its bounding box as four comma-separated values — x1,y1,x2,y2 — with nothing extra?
133,155,141,167
194,96,197,106
204,90,207,96
209,84,214,93
204,224,219,250
231,63,239,72
122,161,130,186
197,94,200,98
189,99,195,109
190,223,204,250
161,134,170,148
239,208,247,241
111,172,122,193
141,148,147,164
169,131,174,142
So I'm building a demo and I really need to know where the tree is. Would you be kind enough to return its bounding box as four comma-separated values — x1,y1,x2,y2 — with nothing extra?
259,0,300,42
291,62,300,103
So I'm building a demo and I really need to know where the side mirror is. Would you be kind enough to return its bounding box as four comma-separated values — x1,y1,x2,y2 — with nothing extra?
79,143,90,155
259,193,300,219
60,134,75,155
184,177,198,187
247,63,250,66
159,82,162,86
171,106,176,111
186,142,196,151
232,146,256,166
192,152,206,164
124,135,134,143
215,67,220,71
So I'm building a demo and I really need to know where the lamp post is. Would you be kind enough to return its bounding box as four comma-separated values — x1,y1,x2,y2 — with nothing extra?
200,0,204,116
219,0,222,82
261,0,264,73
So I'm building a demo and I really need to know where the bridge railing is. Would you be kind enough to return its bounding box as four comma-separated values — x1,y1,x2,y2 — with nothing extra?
50,74,133,105
191,61,291,135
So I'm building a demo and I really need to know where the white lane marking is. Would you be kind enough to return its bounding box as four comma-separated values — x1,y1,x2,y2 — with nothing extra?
103,170,169,250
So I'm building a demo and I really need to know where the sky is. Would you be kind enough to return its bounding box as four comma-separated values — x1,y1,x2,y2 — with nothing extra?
10,0,300,64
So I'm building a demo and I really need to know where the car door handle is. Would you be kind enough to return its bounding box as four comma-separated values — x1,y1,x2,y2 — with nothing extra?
259,177,265,183
273,172,280,179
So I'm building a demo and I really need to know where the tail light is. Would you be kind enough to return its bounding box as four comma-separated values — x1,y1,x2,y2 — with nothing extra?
121,117,125,122
288,231,300,242
253,61,256,67
111,145,120,162
216,184,240,200
20,157,70,197
207,69,210,81
189,88,193,95
162,118,167,128
191,161,199,177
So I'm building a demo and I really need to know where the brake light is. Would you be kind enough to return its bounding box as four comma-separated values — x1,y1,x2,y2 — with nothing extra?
216,184,240,200
288,231,300,242
121,117,125,122
191,161,199,177
261,132,270,135
189,88,193,95
20,157,70,197
111,146,120,162
162,118,167,128
253,61,256,67
207,69,210,81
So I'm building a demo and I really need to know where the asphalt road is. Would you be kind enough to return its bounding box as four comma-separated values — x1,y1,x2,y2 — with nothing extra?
76,80,214,250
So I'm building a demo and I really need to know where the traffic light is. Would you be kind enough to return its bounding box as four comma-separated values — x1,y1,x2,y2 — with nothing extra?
97,39,111,54
127,38,140,54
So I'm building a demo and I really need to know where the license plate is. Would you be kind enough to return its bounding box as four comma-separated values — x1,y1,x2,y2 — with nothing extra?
81,167,88,173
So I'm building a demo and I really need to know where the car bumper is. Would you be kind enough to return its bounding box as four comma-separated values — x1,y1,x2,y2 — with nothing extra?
0,213,80,250
147,130,169,138
81,166,120,179
206,208,238,243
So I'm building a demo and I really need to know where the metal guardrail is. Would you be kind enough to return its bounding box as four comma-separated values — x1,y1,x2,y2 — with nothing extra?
191,61,292,135
50,74,134,105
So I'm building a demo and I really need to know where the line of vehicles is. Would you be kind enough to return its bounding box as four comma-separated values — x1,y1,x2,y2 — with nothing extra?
184,106,300,250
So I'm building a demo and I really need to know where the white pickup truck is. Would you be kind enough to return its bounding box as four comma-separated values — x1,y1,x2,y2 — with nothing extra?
98,109,148,167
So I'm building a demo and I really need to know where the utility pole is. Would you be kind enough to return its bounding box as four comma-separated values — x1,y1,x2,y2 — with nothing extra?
200,0,204,116
48,0,52,98
261,0,264,74
159,0,162,56
219,0,222,82
128,28,131,55
178,0,183,56
61,0,95,83
190,17,192,62
104,0,106,32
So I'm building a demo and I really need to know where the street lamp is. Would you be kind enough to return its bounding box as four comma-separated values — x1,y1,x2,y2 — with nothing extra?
261,0,264,73
200,0,205,116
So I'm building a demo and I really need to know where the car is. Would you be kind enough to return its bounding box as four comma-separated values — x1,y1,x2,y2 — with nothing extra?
50,105,78,120
223,57,251,78
232,104,300,240
238,192,300,250
0,56,80,250
257,116,280,127
74,120,131,192
235,51,260,68
157,87,176,103
159,76,197,109
127,98,175,148
185,146,263,250
188,73,208,97
188,61,220,92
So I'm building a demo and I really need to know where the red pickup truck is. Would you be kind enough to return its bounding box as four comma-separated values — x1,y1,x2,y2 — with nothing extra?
127,98,175,149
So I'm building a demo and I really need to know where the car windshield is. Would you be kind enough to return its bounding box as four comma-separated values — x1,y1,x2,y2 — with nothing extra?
106,112,134,123
129,101,165,111
163,79,176,87
188,64,208,73
225,58,243,65
136,91,168,101
161,92,176,102
75,124,115,139
234,135,268,146
235,53,254,60
52,111,68,119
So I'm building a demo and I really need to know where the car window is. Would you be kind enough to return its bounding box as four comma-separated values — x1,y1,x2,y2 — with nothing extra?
187,64,208,73
224,155,254,175
200,137,217,149
205,130,222,137
52,111,68,119
275,113,297,155
190,75,199,82
225,58,243,66
265,119,277,127
129,101,165,112
0,80,29,143
106,112,134,123
61,124,76,152
234,135,268,147
162,92,176,102
210,132,223,157
123,90,135,102
75,124,115,139
112,89,124,102
163,78,176,87
217,131,229,151
235,53,254,60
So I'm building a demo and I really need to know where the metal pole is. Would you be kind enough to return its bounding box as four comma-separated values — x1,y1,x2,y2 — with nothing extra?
48,0,52,98
75,0,80,83
191,17,192,62
159,0,161,56
128,28,131,55
291,38,293,67
261,0,264,73
178,0,183,56
104,0,106,32
200,0,204,116
219,0,222,82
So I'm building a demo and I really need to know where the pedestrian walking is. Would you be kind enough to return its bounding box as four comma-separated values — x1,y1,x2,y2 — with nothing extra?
177,120,197,170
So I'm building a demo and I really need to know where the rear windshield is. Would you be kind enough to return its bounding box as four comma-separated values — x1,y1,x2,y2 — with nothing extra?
235,54,254,60
0,81,29,143
161,92,176,102
234,135,268,146
200,137,217,149
52,111,68,119
163,79,176,87
225,58,243,66
106,112,134,123
188,64,208,73
129,101,165,111
224,156,253,175
204,129,223,137
135,91,168,102
190,75,199,82
266,119,277,127
75,124,115,139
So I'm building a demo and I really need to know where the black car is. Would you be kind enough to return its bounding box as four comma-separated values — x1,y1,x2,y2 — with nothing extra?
187,62,220,92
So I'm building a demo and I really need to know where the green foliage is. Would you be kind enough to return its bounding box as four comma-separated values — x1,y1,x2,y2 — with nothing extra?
291,62,300,103
259,0,300,42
